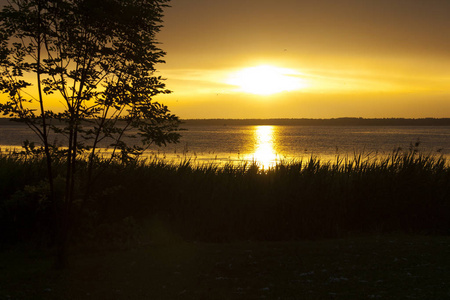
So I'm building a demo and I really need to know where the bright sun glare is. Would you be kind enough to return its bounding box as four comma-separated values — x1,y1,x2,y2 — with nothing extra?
227,65,308,95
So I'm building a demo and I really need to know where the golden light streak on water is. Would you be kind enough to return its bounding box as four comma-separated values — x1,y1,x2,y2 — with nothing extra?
247,125,278,170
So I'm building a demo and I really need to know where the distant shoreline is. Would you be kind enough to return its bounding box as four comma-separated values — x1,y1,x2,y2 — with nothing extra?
2,117,450,126
182,118,450,126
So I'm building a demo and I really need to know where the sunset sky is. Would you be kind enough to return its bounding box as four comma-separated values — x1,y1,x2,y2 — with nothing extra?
155,0,450,119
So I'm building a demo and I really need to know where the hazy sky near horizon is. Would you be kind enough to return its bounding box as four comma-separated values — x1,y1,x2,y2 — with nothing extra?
155,0,450,118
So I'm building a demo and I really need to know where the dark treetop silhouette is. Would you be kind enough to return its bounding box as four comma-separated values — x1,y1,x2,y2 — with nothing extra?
0,0,179,267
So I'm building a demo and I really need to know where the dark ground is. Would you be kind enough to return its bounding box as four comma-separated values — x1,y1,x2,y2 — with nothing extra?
1,235,450,300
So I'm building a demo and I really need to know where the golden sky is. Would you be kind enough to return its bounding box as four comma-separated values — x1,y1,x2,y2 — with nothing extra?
155,0,450,118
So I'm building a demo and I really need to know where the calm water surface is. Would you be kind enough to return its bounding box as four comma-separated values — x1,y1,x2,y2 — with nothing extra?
1,123,450,168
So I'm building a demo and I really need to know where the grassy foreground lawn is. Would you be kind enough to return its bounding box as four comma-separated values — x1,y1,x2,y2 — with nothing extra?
1,235,450,299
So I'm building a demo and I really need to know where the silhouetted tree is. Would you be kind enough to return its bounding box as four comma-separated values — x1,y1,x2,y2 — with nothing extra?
0,0,179,267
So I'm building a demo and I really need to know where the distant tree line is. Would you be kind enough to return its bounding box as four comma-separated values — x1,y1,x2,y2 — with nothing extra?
2,117,450,127
182,118,450,126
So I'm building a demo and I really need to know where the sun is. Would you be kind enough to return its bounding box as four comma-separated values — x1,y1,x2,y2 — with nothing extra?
227,65,308,95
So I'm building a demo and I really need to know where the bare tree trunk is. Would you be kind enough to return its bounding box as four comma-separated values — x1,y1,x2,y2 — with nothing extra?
36,0,55,202
36,0,59,252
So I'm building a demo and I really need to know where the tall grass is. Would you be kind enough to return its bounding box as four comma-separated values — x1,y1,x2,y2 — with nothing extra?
1,149,449,247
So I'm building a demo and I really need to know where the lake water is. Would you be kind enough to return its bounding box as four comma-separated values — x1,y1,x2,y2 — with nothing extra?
1,122,450,168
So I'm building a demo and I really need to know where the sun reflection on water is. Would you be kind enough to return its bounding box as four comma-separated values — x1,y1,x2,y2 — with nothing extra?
247,125,278,169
